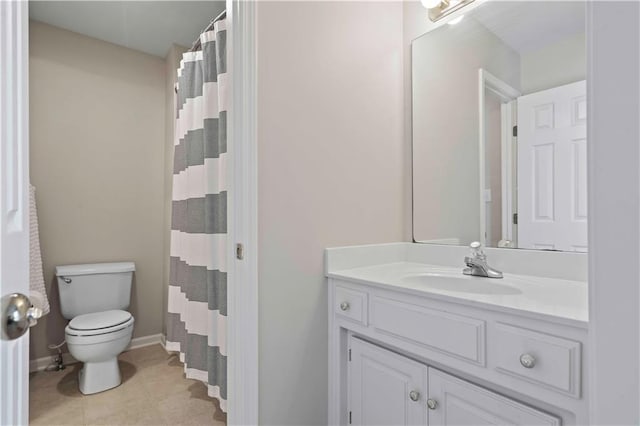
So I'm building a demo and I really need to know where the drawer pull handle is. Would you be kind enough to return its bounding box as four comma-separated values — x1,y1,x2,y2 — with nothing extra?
409,390,420,402
339,302,350,311
427,399,438,410
520,353,536,369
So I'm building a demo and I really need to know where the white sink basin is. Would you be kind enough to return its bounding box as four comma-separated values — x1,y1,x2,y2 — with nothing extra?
401,273,523,295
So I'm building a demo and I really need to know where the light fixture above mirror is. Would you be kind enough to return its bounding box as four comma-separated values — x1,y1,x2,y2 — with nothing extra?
420,0,443,9
422,0,476,23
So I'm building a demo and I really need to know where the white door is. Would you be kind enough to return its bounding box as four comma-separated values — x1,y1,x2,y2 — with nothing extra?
349,337,428,426
427,368,560,425
0,1,31,425
517,81,587,252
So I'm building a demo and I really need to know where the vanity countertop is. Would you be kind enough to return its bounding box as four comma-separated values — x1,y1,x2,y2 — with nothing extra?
328,261,588,328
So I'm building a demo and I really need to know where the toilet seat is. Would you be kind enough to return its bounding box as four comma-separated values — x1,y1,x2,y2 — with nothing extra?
65,310,134,344
69,310,131,334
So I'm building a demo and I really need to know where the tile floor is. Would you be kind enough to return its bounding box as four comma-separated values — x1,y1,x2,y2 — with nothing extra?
29,344,227,426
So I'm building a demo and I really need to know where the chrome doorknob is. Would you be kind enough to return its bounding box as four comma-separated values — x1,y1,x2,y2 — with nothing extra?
427,399,438,410
520,353,536,369
2,293,42,340
340,302,350,311
409,390,420,402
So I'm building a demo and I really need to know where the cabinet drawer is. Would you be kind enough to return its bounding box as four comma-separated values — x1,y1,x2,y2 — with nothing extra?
493,323,581,398
370,296,485,365
334,286,367,325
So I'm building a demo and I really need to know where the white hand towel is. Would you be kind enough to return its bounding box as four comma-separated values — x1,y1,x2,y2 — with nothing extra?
30,184,49,315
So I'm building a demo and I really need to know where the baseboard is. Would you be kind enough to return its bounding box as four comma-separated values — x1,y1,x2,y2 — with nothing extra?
127,333,163,351
29,333,164,373
29,352,78,373
160,333,168,352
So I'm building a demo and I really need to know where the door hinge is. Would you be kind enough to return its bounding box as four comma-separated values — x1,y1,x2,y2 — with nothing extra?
512,125,518,137
513,213,518,225
348,349,352,361
349,411,352,424
236,243,244,260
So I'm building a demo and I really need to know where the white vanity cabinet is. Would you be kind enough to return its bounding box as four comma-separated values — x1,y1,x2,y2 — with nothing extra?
328,275,589,425
348,337,560,426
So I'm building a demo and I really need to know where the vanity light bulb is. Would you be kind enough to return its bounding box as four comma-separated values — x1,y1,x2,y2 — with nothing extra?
448,15,465,25
421,0,442,9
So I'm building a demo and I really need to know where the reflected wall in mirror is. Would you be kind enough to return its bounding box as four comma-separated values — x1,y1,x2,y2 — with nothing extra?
412,1,587,252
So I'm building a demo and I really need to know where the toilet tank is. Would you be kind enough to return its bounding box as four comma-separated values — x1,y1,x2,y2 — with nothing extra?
55,262,135,319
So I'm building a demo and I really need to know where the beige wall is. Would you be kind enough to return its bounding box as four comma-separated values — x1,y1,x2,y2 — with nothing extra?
162,44,187,336
29,21,166,360
257,2,405,424
521,32,586,95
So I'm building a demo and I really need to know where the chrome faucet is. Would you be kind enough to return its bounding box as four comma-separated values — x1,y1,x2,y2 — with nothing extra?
463,242,503,279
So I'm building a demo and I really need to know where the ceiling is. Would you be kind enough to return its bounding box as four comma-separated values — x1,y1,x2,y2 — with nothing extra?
29,1,226,57
470,1,585,53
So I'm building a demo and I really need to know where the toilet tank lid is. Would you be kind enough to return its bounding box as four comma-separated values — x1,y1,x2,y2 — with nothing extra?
56,262,136,277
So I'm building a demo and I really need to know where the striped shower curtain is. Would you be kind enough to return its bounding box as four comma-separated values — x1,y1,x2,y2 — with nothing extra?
167,18,228,412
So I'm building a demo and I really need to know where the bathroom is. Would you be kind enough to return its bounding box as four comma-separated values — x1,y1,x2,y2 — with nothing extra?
23,1,227,424
0,0,638,426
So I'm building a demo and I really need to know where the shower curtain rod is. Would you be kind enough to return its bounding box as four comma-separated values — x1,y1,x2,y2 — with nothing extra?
189,9,227,52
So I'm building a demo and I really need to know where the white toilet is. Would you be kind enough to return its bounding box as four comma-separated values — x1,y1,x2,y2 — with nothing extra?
56,262,135,395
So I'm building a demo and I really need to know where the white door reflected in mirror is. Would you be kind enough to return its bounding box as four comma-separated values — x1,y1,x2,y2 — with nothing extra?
517,81,588,252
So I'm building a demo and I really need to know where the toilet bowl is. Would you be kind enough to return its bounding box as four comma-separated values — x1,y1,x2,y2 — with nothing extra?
65,310,134,394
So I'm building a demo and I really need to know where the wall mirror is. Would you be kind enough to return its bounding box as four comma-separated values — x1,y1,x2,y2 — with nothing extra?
412,1,587,252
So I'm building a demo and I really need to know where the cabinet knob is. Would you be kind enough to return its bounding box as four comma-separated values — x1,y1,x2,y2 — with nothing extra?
520,353,536,369
427,399,438,410
409,390,420,402
340,301,350,311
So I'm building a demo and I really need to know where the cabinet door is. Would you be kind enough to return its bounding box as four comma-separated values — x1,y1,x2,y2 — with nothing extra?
349,337,428,426
427,368,560,426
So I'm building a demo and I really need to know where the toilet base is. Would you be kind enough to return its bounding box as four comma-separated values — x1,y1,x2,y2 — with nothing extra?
78,358,121,395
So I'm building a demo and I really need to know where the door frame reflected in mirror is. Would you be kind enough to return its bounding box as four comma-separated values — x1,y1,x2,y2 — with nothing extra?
478,69,520,247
